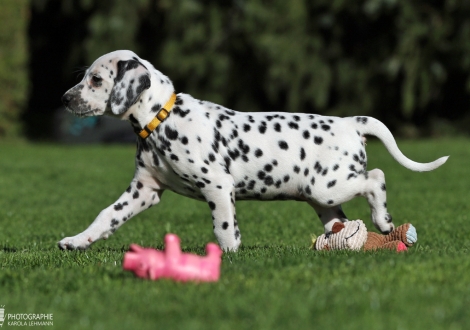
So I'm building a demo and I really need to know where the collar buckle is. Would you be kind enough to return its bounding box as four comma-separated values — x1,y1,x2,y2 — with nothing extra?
138,92,176,139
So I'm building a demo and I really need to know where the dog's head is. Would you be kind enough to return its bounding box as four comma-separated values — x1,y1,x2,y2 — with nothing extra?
62,50,151,117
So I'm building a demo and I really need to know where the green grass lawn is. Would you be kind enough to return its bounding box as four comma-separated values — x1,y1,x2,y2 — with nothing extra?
0,138,469,329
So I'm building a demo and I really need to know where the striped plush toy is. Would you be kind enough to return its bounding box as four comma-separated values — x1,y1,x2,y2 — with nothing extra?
312,220,417,252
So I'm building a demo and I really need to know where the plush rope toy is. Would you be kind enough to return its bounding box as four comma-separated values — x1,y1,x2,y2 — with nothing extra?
312,220,417,252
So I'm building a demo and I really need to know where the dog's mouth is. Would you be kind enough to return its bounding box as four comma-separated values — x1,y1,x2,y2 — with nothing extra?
65,106,100,118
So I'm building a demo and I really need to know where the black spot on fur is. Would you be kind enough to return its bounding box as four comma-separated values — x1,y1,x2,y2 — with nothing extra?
314,136,323,145
208,201,216,210
222,222,229,230
288,122,299,129
300,147,306,160
238,139,250,154
196,181,205,188
165,126,178,140
303,130,310,139
173,107,190,118
228,148,240,161
305,186,312,195
151,103,162,113
274,123,281,132
114,203,124,211
356,116,368,124
255,149,263,158
327,180,337,188
314,161,322,174
258,122,267,134
224,156,231,170
236,181,246,188
278,141,288,150
264,176,274,186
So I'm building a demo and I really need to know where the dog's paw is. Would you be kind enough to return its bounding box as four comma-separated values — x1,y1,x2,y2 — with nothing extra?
58,235,92,250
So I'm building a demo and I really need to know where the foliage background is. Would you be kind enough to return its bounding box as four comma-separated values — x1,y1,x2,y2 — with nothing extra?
1,0,470,139
0,1,29,138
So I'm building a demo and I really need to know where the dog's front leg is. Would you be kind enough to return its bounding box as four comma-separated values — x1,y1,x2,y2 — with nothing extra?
204,188,241,252
58,179,162,250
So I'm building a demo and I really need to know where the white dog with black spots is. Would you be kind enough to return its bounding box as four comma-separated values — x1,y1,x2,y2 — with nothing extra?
59,50,448,251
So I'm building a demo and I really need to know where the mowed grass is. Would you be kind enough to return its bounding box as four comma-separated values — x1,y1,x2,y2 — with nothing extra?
0,138,469,330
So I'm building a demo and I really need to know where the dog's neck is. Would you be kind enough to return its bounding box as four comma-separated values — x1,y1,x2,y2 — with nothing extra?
123,71,176,133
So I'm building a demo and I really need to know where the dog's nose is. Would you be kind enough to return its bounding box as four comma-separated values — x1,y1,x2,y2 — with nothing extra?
61,93,73,106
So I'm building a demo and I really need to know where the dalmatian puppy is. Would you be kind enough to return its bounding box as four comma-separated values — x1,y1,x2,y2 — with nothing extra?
59,50,448,251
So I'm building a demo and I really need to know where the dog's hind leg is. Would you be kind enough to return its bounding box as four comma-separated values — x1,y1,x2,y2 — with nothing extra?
360,168,394,234
314,168,393,235
203,186,241,252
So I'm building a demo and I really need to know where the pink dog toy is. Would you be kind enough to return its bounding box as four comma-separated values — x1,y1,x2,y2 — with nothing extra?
122,234,223,282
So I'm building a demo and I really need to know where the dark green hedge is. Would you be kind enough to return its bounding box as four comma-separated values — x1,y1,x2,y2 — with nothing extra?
0,1,28,138
24,0,470,138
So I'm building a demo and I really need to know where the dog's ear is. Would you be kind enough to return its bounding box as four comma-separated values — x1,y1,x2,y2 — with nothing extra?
109,59,151,115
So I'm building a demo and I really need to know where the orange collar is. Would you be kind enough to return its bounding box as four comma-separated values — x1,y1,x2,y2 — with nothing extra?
138,93,177,139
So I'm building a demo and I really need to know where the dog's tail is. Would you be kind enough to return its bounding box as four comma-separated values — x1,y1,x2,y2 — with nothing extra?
352,116,449,172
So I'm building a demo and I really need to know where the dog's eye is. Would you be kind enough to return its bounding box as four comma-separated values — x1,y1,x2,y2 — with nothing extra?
92,75,102,84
